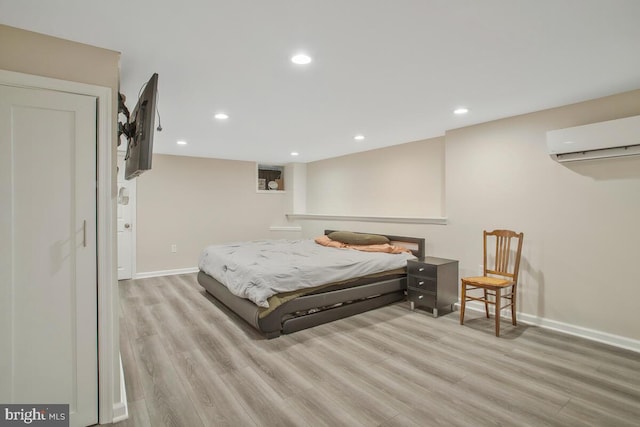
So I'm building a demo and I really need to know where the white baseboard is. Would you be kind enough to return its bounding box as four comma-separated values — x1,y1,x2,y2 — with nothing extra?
517,311,640,353
111,355,129,423
461,302,640,353
135,266,199,279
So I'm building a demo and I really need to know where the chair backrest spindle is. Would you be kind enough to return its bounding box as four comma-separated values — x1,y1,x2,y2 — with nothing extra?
483,229,524,282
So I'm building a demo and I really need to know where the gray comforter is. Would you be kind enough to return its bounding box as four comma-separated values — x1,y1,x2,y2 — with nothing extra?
198,239,416,308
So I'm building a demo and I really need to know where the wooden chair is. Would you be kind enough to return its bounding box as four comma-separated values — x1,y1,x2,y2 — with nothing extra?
460,229,524,336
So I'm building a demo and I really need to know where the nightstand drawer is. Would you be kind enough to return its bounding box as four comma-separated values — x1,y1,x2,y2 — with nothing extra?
407,288,436,307
407,276,437,292
407,261,436,278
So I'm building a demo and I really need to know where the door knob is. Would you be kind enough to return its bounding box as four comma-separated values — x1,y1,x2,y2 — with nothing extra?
124,223,131,229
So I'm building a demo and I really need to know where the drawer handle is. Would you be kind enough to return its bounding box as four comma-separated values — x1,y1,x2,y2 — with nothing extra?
418,267,425,272
418,295,424,300
418,281,424,286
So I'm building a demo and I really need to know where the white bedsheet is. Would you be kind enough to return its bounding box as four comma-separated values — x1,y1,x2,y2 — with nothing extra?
198,239,416,308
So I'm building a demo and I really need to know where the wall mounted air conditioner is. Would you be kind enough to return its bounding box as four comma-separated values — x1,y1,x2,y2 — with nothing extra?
546,115,640,162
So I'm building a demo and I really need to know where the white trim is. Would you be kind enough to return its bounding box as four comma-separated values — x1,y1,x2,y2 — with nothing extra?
112,355,129,423
0,70,117,424
269,226,302,231
130,169,137,279
286,213,448,225
135,266,199,279
117,151,137,280
517,312,640,353
460,302,640,353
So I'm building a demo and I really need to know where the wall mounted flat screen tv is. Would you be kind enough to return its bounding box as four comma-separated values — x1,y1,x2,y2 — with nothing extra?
125,73,159,180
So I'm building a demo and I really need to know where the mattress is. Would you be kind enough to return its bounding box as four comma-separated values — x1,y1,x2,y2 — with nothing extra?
198,238,416,308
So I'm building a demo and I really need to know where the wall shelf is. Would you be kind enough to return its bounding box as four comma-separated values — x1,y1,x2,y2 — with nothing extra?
269,225,302,231
286,213,448,225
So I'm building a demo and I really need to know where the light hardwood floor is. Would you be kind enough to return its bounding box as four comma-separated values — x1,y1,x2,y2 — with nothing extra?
115,273,640,427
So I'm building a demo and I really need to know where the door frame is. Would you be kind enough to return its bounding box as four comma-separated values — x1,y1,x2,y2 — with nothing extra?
117,149,137,280
0,70,121,424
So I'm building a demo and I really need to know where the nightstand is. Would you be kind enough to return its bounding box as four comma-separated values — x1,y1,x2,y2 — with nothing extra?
407,256,459,317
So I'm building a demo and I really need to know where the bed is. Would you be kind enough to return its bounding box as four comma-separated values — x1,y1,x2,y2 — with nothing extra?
197,230,425,338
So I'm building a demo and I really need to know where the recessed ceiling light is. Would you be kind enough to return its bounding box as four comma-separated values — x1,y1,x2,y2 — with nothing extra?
177,140,187,145
290,152,299,156
214,113,229,120
454,107,469,115
291,54,312,65
354,134,365,141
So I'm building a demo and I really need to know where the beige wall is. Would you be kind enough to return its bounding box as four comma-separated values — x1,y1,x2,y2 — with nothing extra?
306,137,445,217
444,90,640,340
136,154,293,273
0,24,120,91
300,89,640,342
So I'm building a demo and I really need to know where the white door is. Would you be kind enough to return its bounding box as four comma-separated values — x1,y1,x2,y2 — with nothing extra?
117,151,135,280
0,85,98,427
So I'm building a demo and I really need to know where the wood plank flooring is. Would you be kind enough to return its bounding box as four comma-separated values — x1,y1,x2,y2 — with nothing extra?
114,273,640,427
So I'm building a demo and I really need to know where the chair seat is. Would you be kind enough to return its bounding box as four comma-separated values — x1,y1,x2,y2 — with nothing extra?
462,276,514,288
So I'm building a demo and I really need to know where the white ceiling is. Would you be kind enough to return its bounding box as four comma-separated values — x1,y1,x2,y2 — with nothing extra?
2,0,640,164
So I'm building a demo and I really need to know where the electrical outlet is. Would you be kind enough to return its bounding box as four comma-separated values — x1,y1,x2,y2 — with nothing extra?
478,264,484,275
171,244,177,253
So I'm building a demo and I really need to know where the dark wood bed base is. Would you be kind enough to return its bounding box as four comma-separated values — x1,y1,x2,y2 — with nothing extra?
197,230,426,338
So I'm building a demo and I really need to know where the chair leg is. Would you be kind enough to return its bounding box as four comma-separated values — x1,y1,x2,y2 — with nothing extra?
460,282,466,325
495,288,501,337
483,289,490,318
511,285,517,326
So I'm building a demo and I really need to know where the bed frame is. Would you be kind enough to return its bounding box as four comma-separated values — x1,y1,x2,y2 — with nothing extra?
197,230,425,338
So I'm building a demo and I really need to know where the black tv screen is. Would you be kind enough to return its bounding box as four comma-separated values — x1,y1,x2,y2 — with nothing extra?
125,73,159,180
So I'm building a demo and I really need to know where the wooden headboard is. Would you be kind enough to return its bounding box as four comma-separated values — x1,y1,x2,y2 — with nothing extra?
324,230,425,258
